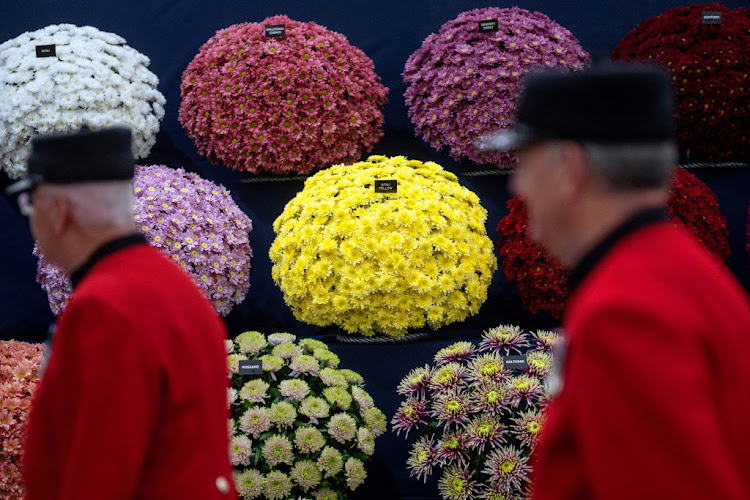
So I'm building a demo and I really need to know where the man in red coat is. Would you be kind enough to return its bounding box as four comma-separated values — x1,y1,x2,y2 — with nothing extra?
7,126,237,499
479,65,750,498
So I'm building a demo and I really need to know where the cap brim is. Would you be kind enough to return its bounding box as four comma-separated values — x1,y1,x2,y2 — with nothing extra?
4,176,39,196
476,126,537,152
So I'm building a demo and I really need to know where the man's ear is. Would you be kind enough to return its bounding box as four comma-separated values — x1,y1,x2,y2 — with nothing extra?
49,195,73,237
557,141,590,201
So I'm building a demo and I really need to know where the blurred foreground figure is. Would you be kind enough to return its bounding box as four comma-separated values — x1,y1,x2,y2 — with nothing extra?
7,126,236,499
480,65,750,499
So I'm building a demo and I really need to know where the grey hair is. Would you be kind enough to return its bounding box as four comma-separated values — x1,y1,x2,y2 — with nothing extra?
581,141,677,190
43,180,135,229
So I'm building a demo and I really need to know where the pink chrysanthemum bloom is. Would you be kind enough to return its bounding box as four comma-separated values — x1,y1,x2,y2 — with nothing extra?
466,414,506,454
180,15,388,174
430,363,469,394
397,365,433,399
436,429,471,467
431,389,473,428
512,409,544,448
362,407,388,437
403,7,589,167
269,400,297,429
317,446,344,478
263,470,293,500
434,341,477,366
407,435,440,482
262,434,294,467
279,379,310,402
507,375,544,408
294,426,326,454
532,329,561,352
467,353,508,386
482,445,531,491
320,368,348,388
299,396,331,423
234,468,264,499
36,165,253,316
239,379,270,404
290,459,322,491
526,349,554,378
289,354,320,378
437,464,478,500
478,325,529,355
229,434,253,466
391,397,429,437
268,332,297,346
239,406,271,439
327,412,357,444
345,457,368,491
235,331,267,356
271,342,303,360
473,382,509,416
322,387,353,411
351,385,374,410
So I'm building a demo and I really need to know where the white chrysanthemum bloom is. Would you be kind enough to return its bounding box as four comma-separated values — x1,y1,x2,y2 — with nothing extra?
0,24,166,178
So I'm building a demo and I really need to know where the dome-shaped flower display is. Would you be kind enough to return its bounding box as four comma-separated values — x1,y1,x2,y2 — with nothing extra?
612,3,750,161
403,7,589,168
0,24,165,179
269,155,497,337
180,15,388,174
36,165,253,316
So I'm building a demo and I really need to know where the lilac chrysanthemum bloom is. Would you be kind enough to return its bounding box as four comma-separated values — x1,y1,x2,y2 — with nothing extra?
391,397,429,437
229,434,253,466
239,406,271,439
435,341,476,366
260,354,284,373
290,459,322,491
262,434,295,467
239,379,270,404
431,389,473,428
317,446,344,478
263,470,293,500
482,445,531,492
269,401,297,429
526,349,554,378
357,426,376,455
512,409,544,447
478,481,517,500
352,386,374,410
268,332,297,345
407,435,439,482
299,396,331,423
533,329,561,351
437,464,477,500
397,365,433,399
235,331,267,356
327,412,358,444
466,414,505,454
313,348,340,368
345,457,367,491
234,468,264,499
362,407,388,437
279,379,311,402
473,382,509,416
507,375,544,407
339,368,364,386
479,325,529,355
322,387,353,411
294,426,326,454
320,368,348,387
300,338,328,353
289,354,320,378
313,488,338,500
429,363,469,394
436,429,471,467
271,342,303,360
467,353,508,386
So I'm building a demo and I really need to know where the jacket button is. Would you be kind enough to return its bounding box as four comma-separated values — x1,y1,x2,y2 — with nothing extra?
216,476,230,493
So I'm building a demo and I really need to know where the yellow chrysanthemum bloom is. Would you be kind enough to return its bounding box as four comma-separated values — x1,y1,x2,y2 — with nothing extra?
269,155,497,336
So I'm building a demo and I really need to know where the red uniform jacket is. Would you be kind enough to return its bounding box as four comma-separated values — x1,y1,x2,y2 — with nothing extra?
532,211,750,499
24,235,237,499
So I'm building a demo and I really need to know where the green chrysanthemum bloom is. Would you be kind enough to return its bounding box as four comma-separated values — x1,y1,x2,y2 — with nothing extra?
235,330,267,356
269,400,298,429
299,396,331,422
239,379,270,404
227,353,244,375
327,412,357,443
272,341,303,360
338,368,364,385
267,332,297,345
357,426,376,455
362,407,387,436
300,338,328,353
290,459,322,491
351,385,374,410
345,457,368,491
260,354,284,373
317,446,344,478
322,386,353,410
234,468,264,499
320,367,348,388
294,426,326,454
313,488,338,500
262,434,294,467
314,348,340,368
279,378,311,401
263,470,293,500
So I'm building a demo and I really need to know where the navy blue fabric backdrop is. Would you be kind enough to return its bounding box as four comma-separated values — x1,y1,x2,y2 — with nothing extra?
1,1,749,498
